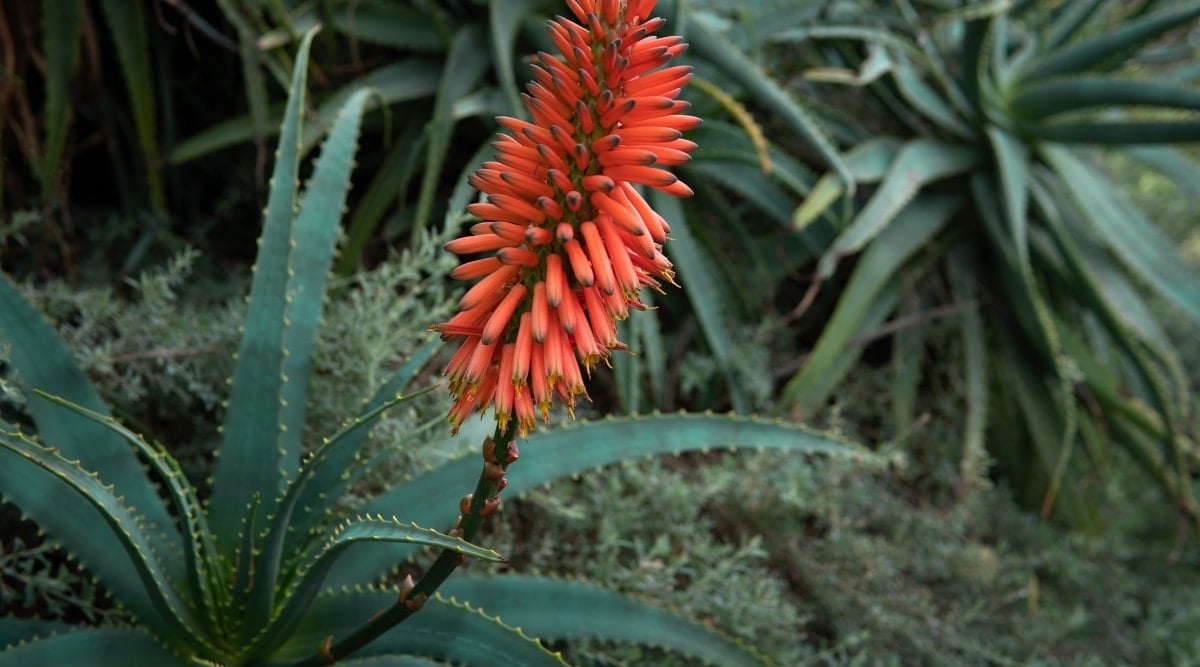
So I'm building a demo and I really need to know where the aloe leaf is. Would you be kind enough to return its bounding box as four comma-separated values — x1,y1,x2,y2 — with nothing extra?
30,390,220,622
684,161,794,224
1021,3,1200,80
794,136,905,228
336,659,447,667
652,191,749,412
337,121,424,275
272,593,567,666
96,0,163,209
169,60,441,165
688,19,852,192
1044,0,1108,50
0,628,182,667
326,413,871,589
209,27,318,555
257,386,438,614
946,248,988,480
278,87,375,484
888,288,927,436
412,26,492,238
986,127,1030,263
782,194,960,415
39,0,83,202
816,139,977,280
248,520,502,662
1010,77,1200,119
0,274,185,566
959,18,991,117
442,575,768,667
330,4,443,51
0,619,71,649
1042,145,1200,323
0,428,211,655
490,0,542,116
1023,119,1200,144
891,62,972,138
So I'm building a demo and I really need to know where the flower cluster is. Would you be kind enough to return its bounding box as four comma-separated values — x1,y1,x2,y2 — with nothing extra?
435,0,698,436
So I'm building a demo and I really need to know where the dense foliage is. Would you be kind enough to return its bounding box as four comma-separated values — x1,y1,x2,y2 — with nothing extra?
2,0,1199,664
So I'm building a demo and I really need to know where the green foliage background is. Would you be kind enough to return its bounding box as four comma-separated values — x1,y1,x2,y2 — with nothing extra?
3,0,1200,664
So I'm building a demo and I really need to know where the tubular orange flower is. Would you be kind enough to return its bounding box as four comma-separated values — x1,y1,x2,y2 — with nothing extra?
434,0,698,436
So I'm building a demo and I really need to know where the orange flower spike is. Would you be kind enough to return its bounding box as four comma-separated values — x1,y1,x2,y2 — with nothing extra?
436,0,697,435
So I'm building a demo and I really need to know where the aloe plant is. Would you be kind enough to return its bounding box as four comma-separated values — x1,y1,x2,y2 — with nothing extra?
0,23,870,667
770,0,1200,527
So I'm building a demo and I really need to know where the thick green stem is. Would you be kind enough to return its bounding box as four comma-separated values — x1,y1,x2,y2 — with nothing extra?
288,421,517,666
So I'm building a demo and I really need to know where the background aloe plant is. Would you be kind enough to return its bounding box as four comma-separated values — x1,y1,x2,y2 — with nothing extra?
0,23,869,667
743,0,1200,528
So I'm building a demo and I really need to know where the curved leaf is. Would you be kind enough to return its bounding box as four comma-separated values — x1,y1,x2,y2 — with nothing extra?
1010,77,1200,119
1021,120,1200,144
817,139,978,279
30,390,220,624
0,428,211,656
412,26,492,238
326,413,872,588
0,628,181,667
272,593,566,666
781,194,961,415
1020,3,1200,80
490,0,542,116
442,575,769,667
0,619,71,650
1041,145,1200,324
248,520,501,662
0,274,184,607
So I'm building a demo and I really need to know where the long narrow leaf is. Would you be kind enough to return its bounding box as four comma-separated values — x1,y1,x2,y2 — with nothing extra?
1020,3,1200,80
272,593,566,666
39,0,83,202
442,576,769,667
0,275,184,588
1010,77,1200,118
97,0,163,208
325,413,872,589
688,19,852,192
278,88,375,483
817,139,977,279
1042,145,1200,323
782,195,960,414
0,628,180,667
651,191,748,412
0,428,211,655
209,27,318,555
412,26,492,238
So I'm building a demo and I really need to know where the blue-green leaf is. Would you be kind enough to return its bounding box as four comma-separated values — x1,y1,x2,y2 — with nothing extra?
326,413,871,588
0,628,181,667
0,428,211,655
1041,145,1200,324
782,195,961,414
0,274,184,602
272,593,567,665
209,26,319,556
442,575,769,667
